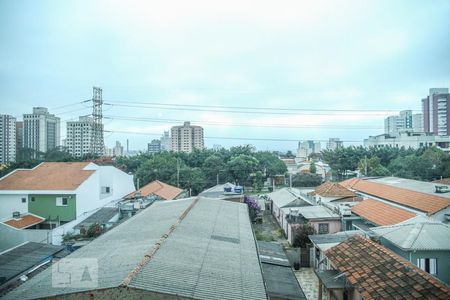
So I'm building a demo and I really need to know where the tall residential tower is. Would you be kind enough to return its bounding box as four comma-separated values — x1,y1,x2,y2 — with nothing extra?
170,121,204,153
23,107,60,154
0,115,16,163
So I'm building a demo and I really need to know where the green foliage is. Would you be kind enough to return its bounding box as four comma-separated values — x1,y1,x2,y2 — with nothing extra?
86,223,103,238
292,223,316,248
309,161,317,174
226,154,260,185
292,173,323,187
322,145,450,181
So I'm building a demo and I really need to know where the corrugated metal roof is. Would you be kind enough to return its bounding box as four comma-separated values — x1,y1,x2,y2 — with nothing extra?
371,220,450,251
268,188,299,208
74,207,118,229
0,242,64,284
283,205,339,219
4,198,266,300
128,199,266,300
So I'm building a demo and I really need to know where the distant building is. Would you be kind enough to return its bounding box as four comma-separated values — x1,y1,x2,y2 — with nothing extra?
23,107,60,154
160,131,171,151
364,131,450,153
422,88,450,136
66,116,104,157
384,110,423,134
171,121,204,153
326,138,343,150
113,141,124,156
0,115,16,163
296,140,321,161
15,121,23,159
147,139,161,153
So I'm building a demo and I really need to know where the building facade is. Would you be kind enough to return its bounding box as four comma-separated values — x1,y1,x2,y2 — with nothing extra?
147,139,161,153
113,141,124,156
66,116,104,157
422,88,450,136
364,131,450,153
0,115,16,164
297,140,321,160
326,138,343,150
170,121,204,153
384,110,423,134
160,131,171,151
23,107,60,154
15,121,23,158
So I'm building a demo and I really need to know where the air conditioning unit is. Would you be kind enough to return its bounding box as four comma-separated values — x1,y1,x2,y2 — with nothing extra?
12,211,21,219
339,206,352,216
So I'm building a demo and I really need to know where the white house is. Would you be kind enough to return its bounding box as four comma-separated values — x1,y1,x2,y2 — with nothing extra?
0,162,135,250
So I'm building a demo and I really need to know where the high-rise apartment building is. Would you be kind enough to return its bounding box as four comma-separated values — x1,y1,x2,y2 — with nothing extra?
66,116,104,157
422,88,450,136
23,107,60,154
15,121,23,157
113,141,124,157
160,131,171,151
326,138,343,150
0,115,17,163
148,139,161,153
171,121,204,153
384,110,423,134
297,140,321,160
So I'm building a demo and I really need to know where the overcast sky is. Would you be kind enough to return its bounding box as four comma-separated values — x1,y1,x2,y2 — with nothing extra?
1,0,449,152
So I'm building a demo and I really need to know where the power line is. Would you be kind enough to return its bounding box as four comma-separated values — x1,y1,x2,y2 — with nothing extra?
103,115,382,129
104,102,402,116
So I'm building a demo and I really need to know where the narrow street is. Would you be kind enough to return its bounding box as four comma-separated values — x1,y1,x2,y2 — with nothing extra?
252,210,319,300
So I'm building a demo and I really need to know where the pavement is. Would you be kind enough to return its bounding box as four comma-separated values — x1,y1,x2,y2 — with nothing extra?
294,268,319,300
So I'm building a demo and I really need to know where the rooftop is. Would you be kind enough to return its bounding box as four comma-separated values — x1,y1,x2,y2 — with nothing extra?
268,188,301,208
125,180,183,200
370,176,450,199
0,162,95,191
2,213,45,229
371,219,450,251
284,205,339,220
340,177,450,214
351,198,416,226
310,181,356,198
325,235,450,299
73,207,119,230
0,242,64,285
257,242,306,300
4,197,266,300
309,231,363,251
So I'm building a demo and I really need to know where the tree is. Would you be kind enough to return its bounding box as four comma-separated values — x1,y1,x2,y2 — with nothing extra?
252,170,264,192
309,161,317,174
244,196,261,221
226,155,259,185
358,156,389,177
254,151,287,177
291,173,322,187
292,223,316,248
174,166,206,196
202,155,226,186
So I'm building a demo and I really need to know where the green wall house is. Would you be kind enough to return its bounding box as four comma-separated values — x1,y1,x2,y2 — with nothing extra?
28,194,76,223
372,218,450,285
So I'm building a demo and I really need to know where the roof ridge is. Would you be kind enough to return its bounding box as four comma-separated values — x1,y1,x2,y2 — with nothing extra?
121,197,199,286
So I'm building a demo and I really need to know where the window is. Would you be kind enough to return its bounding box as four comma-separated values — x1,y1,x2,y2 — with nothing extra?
31,197,35,202
318,223,329,234
21,197,26,203
101,186,111,194
417,258,437,275
56,197,68,206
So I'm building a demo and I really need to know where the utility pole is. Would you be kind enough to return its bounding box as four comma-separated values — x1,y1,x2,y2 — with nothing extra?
364,155,368,176
177,158,180,187
289,173,292,188
216,173,219,185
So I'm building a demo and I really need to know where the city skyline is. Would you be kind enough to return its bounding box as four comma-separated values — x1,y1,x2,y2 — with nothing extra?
1,1,450,151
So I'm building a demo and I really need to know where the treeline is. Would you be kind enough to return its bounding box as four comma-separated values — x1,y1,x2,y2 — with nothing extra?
321,146,450,181
115,146,287,195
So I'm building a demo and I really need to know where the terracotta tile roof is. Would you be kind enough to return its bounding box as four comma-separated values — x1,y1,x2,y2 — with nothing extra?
340,178,450,214
0,162,95,191
325,235,450,300
351,198,416,226
312,181,356,198
3,214,45,229
126,180,183,200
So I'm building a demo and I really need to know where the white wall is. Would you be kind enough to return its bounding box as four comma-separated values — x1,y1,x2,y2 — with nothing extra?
0,194,29,221
75,165,134,217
